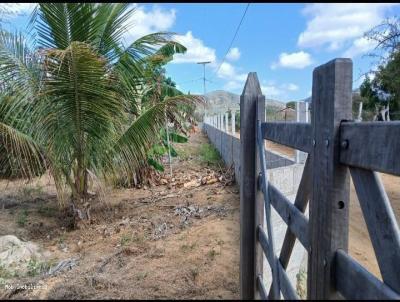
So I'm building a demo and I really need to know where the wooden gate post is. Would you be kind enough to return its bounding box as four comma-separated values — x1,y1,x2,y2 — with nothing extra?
308,59,353,299
240,73,264,299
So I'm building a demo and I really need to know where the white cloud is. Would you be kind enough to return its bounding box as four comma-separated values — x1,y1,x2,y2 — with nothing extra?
260,81,301,99
123,4,176,43
217,62,246,81
354,65,378,87
0,3,36,17
223,81,244,91
298,3,398,51
215,61,248,92
271,51,313,69
172,31,216,64
342,36,377,58
226,47,241,61
284,83,299,91
261,84,282,98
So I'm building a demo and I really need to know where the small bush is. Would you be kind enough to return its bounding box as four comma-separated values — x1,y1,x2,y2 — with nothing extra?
16,209,28,227
120,233,131,246
189,267,199,280
207,248,219,261
27,258,51,277
38,205,56,217
18,185,43,200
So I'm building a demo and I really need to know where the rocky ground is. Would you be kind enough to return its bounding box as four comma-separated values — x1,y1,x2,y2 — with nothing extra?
0,127,240,299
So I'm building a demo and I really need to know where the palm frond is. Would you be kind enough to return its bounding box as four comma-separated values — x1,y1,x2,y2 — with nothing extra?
32,3,99,49
0,120,45,179
103,95,203,181
33,42,126,187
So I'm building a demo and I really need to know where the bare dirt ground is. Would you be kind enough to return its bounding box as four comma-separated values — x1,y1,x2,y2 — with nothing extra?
0,128,240,299
0,127,398,298
349,172,400,279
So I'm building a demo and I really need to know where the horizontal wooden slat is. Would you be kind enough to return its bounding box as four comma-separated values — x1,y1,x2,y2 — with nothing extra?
261,122,312,153
258,226,299,300
335,249,400,300
340,121,400,176
267,184,309,250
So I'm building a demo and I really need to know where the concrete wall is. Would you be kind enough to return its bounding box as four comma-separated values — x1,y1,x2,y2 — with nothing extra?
202,122,308,292
202,123,297,194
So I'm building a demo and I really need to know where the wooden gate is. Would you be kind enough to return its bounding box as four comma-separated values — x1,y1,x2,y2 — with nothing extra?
239,58,400,299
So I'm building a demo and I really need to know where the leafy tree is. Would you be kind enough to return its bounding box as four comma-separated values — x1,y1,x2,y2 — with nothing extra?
359,16,400,121
359,54,400,121
286,101,296,110
0,3,201,221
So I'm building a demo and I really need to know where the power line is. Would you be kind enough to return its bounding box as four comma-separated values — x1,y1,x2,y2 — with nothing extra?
212,3,250,80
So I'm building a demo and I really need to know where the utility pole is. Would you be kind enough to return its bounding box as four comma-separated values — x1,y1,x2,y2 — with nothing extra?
197,61,211,120
197,61,211,95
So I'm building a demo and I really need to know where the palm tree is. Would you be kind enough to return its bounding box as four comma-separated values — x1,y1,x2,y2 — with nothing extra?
0,3,201,221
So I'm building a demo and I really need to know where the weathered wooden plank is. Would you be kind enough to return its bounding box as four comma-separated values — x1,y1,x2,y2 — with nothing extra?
257,120,280,299
268,183,309,250
258,226,298,300
261,122,312,153
240,72,262,299
308,58,352,299
257,275,269,300
335,249,400,300
278,157,311,266
255,93,266,297
268,157,311,297
350,167,400,293
340,121,400,176
277,260,299,300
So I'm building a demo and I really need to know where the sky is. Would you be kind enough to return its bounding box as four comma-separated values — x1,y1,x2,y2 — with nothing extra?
2,3,400,102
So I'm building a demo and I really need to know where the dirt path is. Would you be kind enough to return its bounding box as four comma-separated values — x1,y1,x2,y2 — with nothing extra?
0,128,240,299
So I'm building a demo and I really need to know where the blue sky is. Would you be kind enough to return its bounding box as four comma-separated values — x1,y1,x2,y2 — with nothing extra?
3,3,400,102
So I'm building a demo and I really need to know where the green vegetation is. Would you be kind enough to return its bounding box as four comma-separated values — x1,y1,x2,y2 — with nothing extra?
358,17,400,121
27,258,51,277
0,4,201,221
207,248,219,261
37,204,57,217
18,185,44,200
296,267,307,299
120,233,132,247
180,243,197,252
16,209,28,227
189,267,199,280
199,143,222,166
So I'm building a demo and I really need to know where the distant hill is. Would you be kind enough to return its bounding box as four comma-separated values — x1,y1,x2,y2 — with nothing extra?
200,90,286,114
298,88,361,103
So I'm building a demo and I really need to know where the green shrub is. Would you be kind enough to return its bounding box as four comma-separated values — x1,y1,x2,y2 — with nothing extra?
199,143,221,166
16,209,28,227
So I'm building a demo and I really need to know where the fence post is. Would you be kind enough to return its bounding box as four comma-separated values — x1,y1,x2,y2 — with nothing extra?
296,101,309,164
308,58,353,299
231,110,236,135
240,72,264,299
